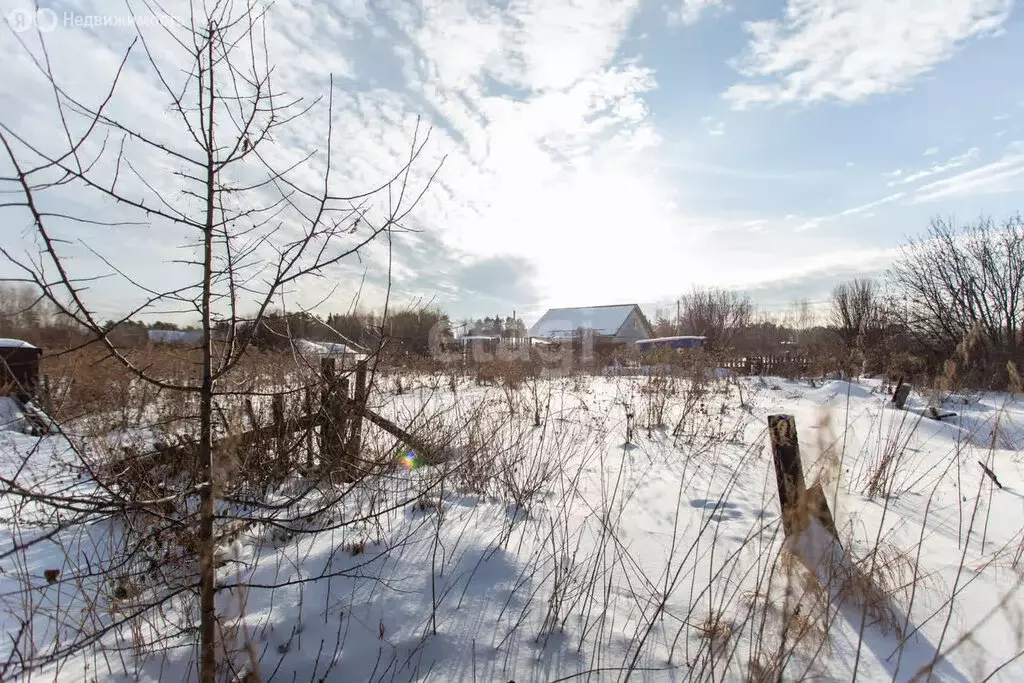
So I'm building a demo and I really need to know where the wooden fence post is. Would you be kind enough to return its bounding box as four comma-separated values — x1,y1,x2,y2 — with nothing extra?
304,386,313,469
319,357,336,468
768,415,805,538
319,356,360,478
892,377,911,409
346,359,368,467
767,414,838,539
338,376,350,459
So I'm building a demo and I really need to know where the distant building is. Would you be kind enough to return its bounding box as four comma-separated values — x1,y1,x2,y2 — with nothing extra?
148,328,203,345
455,335,501,355
529,304,654,345
292,338,367,365
0,338,42,400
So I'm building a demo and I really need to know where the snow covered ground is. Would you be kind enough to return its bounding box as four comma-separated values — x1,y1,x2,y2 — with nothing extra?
2,375,1023,681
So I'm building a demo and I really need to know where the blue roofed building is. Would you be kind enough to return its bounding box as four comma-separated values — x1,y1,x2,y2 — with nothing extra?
634,335,707,352
147,328,203,345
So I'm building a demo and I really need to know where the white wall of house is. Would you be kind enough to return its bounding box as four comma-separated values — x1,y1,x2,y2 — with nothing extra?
613,309,651,343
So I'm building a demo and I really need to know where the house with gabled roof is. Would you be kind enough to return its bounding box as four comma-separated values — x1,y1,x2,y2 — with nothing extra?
528,304,654,345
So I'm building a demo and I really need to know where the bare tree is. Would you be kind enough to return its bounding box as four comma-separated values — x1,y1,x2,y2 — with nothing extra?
790,298,814,337
888,214,1024,384
0,283,81,343
678,287,752,351
0,3,437,681
830,278,881,351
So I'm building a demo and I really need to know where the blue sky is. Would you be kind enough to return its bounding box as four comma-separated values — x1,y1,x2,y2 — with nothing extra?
1,0,1022,326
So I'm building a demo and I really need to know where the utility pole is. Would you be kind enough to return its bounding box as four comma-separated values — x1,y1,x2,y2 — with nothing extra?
676,298,681,335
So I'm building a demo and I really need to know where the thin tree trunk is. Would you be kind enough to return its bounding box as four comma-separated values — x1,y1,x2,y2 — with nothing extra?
198,26,218,683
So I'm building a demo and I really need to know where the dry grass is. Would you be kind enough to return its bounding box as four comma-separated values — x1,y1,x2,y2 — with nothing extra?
697,612,735,651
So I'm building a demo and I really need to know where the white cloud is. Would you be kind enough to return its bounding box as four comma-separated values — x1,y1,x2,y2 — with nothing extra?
911,143,1024,202
795,217,824,232
668,0,731,26
700,115,726,136
723,0,1012,108
378,0,670,282
729,246,898,289
795,191,906,231
924,146,940,156
838,192,906,217
399,0,641,93
1,0,689,317
893,147,980,185
883,168,903,178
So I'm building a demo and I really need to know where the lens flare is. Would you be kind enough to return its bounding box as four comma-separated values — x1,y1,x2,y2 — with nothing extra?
399,450,419,470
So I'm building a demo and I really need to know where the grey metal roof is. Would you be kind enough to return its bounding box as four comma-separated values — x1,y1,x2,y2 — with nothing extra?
635,335,706,343
529,305,642,339
0,338,38,349
294,339,366,357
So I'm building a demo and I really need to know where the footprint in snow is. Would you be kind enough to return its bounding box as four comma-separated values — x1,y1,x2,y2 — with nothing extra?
690,499,744,522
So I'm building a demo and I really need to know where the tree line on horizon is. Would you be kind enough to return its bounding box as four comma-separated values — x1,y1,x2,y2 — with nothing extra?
0,292,527,358
3,212,1023,388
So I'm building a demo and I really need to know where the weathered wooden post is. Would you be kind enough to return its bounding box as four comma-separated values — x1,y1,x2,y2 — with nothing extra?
345,359,368,469
319,357,337,468
768,415,806,538
892,377,911,409
303,386,314,469
337,376,350,453
768,414,838,539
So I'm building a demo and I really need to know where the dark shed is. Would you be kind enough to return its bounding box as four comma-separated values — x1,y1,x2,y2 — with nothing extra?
0,339,42,400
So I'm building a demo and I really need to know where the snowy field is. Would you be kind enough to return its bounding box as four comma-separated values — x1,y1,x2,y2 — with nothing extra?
2,374,1023,682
